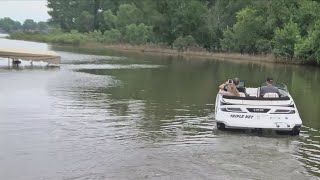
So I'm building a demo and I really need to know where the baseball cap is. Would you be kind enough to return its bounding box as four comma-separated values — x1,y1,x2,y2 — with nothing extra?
266,77,273,82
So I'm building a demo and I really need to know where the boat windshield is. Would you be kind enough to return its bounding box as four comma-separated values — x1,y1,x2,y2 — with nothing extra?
273,83,288,92
259,82,288,92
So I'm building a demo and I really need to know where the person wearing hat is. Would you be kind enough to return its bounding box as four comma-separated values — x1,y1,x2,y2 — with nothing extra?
260,77,281,97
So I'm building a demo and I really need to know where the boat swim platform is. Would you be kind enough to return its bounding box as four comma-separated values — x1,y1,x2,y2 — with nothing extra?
0,48,61,64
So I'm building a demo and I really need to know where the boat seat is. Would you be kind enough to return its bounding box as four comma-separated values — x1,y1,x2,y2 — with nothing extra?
263,93,279,98
239,92,246,97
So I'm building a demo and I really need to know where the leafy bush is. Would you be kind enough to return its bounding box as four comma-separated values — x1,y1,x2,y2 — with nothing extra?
117,4,143,30
124,23,152,44
10,32,48,42
0,17,21,33
173,35,197,52
272,20,300,60
256,39,272,54
104,29,121,43
221,28,237,52
103,10,118,30
221,8,266,54
75,11,94,32
87,30,104,43
295,20,320,64
46,30,87,45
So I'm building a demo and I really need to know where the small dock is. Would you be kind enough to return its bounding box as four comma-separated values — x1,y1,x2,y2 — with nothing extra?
0,48,61,67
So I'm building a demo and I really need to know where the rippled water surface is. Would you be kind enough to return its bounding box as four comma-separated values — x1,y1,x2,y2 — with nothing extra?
0,38,320,179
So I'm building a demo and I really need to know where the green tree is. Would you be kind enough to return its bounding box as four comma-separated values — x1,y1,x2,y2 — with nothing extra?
262,0,296,29
100,0,128,12
47,0,98,32
295,20,320,64
153,0,207,45
124,23,152,44
116,4,143,30
221,28,237,52
87,30,103,42
48,0,77,31
32,0,320,65
14,21,22,31
294,0,320,36
221,8,266,54
133,1,162,27
273,20,301,60
76,11,94,32
103,10,118,30
173,35,197,52
104,29,121,43
38,21,49,32
0,17,21,33
204,0,253,50
23,19,38,32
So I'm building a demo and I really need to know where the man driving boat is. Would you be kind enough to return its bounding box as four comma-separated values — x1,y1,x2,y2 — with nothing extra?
260,77,281,97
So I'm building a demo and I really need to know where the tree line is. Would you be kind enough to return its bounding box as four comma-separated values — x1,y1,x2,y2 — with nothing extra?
6,0,320,65
0,18,49,33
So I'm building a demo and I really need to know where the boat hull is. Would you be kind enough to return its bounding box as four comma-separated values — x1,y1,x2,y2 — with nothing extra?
215,94,302,132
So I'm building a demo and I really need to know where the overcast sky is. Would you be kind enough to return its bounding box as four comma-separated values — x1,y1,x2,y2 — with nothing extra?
0,0,50,22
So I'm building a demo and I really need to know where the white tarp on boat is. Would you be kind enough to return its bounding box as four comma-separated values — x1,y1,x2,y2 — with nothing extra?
0,48,60,64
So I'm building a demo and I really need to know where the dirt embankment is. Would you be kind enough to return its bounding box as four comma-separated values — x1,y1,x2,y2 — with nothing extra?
80,43,298,65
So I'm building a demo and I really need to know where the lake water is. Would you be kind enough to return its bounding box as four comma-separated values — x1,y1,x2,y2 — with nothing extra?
0,37,320,179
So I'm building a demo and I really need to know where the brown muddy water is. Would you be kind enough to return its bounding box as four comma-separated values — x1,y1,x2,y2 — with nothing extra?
0,37,320,179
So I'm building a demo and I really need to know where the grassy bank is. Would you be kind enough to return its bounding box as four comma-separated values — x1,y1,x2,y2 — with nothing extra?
98,44,279,64
9,31,303,65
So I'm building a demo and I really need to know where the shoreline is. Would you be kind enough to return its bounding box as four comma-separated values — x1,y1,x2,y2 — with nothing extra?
7,36,306,66
82,43,300,65
58,43,315,67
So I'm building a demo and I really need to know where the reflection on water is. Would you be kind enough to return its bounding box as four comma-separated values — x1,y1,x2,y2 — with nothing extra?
0,39,320,179
296,126,320,176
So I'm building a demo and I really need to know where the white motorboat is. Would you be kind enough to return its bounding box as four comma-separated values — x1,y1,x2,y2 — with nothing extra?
214,82,302,135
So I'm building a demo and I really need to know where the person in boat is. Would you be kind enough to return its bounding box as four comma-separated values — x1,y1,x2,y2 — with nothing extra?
219,77,246,93
232,77,240,87
218,80,240,96
232,77,247,93
260,77,281,97
219,77,239,91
